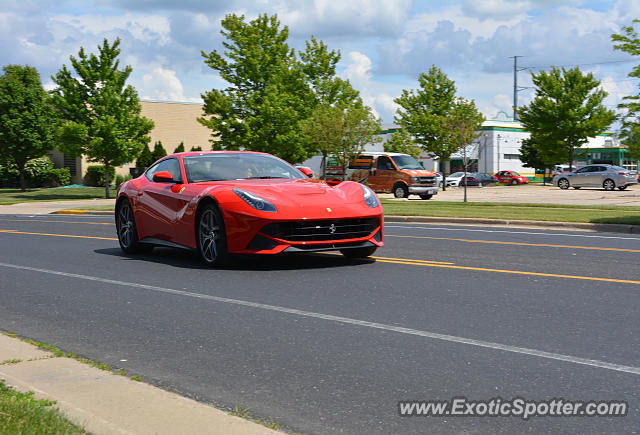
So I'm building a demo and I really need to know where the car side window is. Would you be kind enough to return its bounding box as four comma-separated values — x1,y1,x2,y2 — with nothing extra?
576,167,590,173
377,156,394,170
146,158,182,183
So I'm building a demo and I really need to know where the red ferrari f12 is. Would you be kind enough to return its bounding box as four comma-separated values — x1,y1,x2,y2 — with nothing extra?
115,151,384,266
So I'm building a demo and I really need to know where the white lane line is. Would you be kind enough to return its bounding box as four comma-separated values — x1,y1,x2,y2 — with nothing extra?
1,261,639,376
384,225,640,241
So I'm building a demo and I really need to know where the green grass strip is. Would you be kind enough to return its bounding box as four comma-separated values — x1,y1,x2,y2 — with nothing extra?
381,199,640,225
0,380,87,434
0,187,117,205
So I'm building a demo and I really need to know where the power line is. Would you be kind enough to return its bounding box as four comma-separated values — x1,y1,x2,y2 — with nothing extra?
524,59,635,70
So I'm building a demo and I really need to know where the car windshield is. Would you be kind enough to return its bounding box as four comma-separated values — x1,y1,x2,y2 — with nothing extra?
510,171,521,176
449,172,464,177
391,155,423,170
183,153,305,183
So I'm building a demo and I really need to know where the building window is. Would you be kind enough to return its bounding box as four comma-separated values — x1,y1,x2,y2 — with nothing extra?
504,154,520,160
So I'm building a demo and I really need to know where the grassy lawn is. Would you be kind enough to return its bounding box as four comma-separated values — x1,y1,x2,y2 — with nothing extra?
0,187,116,205
381,199,640,225
0,380,86,434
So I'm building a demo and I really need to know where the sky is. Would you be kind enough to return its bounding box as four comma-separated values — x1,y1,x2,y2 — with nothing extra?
2,0,640,127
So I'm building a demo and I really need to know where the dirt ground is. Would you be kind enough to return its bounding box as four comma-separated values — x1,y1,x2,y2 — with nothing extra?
379,183,640,207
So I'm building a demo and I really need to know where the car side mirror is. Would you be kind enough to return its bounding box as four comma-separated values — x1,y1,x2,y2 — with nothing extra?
299,167,314,178
153,170,176,183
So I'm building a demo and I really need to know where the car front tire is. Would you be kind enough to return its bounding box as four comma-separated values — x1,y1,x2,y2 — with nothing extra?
197,204,228,267
393,183,409,199
511,179,518,185
419,193,433,200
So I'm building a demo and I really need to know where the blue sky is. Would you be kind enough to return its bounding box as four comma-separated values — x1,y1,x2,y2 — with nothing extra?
2,0,639,126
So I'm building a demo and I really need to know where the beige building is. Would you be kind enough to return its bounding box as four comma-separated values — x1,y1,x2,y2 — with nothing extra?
51,100,214,184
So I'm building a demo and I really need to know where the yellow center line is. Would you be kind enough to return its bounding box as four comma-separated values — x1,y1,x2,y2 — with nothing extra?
0,218,113,225
386,234,640,253
2,229,639,285
320,251,454,264
0,229,117,241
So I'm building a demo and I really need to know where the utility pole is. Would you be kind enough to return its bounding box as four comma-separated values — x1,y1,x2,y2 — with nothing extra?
510,56,527,121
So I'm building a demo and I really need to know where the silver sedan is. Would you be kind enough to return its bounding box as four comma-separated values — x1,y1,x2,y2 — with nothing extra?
553,164,638,191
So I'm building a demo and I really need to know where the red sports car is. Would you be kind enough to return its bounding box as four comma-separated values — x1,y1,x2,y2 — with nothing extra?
115,151,384,266
494,170,529,185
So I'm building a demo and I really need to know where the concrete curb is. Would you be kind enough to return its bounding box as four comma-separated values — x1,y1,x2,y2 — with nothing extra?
50,209,640,234
384,215,640,234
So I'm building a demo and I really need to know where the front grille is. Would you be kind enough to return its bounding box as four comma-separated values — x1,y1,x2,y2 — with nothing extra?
414,176,436,185
261,218,379,242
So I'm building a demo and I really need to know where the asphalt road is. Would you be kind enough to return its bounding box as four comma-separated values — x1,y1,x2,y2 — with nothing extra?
0,214,639,434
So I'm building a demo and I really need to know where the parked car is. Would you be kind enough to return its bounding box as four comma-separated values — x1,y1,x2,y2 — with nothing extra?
495,170,529,185
322,152,439,200
435,172,444,188
552,164,638,191
445,172,466,187
473,172,499,186
115,151,384,266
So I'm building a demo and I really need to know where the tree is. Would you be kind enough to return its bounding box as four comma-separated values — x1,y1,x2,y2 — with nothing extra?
300,103,380,181
519,137,565,185
446,98,484,200
151,141,167,162
394,66,481,190
384,129,422,160
612,20,640,158
0,65,56,191
173,142,185,153
517,67,615,170
190,146,203,151
199,13,356,163
136,142,153,168
51,38,154,198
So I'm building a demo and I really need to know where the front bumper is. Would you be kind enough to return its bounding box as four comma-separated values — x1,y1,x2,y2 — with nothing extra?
409,186,439,195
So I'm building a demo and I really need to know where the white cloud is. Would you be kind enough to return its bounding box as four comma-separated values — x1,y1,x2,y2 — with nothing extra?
52,13,171,44
140,67,201,103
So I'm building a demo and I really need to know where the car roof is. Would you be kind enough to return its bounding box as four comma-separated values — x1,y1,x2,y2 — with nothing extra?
170,150,270,158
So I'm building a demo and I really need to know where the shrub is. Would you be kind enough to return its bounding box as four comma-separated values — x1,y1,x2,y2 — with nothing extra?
84,165,116,187
0,163,20,187
151,141,167,162
115,173,133,187
190,146,202,151
24,156,55,187
136,143,153,169
173,142,185,153
44,168,71,187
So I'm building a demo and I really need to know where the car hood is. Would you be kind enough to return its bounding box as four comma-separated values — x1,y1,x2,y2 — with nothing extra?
199,178,373,214
402,169,436,177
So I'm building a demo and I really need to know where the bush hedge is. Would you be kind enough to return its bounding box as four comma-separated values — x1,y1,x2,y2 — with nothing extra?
0,156,71,188
84,165,116,187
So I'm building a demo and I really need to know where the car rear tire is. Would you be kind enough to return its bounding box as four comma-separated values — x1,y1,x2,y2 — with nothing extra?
340,246,377,258
603,179,615,191
558,178,570,189
116,199,153,254
197,204,228,267
393,183,409,199
572,186,581,189
419,193,433,200
618,186,628,191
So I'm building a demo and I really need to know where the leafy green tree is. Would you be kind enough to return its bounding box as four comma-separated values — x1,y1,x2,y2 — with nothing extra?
190,146,203,152
384,129,422,160
173,142,185,153
612,20,640,158
519,137,565,185
0,65,56,191
394,66,482,190
51,38,154,198
136,143,153,168
300,103,380,181
199,13,356,163
517,67,615,170
151,141,167,162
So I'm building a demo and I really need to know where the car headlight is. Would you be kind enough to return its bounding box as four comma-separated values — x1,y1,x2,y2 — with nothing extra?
233,189,277,212
362,184,380,208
